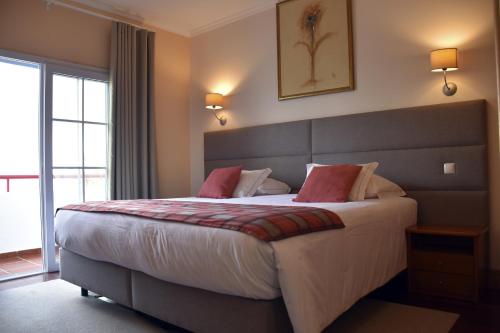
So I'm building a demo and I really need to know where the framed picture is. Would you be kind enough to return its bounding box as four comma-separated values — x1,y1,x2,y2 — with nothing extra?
276,0,354,100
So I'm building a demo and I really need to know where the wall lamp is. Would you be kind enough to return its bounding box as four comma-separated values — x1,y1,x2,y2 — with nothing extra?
205,93,226,126
430,48,458,96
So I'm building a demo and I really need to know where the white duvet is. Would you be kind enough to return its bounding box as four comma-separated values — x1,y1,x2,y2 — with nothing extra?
55,194,417,333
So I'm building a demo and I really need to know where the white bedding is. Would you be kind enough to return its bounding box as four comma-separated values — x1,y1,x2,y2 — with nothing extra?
55,194,417,333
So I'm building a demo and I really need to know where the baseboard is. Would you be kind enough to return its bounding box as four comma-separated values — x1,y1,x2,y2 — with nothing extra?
488,269,500,290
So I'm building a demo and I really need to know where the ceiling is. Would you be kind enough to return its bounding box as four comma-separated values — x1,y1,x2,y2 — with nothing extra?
71,0,278,36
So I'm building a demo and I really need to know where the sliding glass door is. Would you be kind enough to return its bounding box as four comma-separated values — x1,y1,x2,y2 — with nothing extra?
0,51,109,279
43,64,110,271
0,56,43,279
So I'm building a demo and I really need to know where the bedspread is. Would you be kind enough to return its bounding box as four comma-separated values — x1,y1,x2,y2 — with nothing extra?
59,199,345,242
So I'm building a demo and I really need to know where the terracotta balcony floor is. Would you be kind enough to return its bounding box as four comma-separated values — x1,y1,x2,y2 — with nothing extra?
0,248,58,279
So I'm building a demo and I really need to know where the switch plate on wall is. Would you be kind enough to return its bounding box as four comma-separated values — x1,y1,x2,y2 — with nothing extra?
443,163,456,175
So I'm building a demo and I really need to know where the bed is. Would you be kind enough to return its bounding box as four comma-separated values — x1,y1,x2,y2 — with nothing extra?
56,195,416,332
55,100,488,333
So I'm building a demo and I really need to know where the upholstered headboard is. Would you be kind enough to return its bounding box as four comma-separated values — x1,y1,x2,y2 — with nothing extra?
204,100,488,226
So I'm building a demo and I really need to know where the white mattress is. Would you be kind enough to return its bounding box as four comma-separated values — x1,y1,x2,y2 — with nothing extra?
55,194,417,333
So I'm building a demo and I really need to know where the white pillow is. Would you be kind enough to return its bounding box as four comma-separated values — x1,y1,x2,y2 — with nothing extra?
306,162,379,201
232,168,272,197
365,174,406,199
255,178,291,196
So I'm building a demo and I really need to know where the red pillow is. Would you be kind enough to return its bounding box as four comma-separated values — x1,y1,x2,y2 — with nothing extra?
198,166,243,199
294,164,362,203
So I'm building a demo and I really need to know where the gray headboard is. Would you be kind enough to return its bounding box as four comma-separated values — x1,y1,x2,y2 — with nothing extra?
204,100,488,227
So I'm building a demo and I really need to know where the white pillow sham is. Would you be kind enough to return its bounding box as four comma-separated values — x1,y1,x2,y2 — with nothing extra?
365,174,406,199
306,162,379,201
255,178,291,196
232,168,272,198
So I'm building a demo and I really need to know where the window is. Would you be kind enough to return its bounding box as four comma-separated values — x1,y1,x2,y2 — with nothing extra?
51,74,109,211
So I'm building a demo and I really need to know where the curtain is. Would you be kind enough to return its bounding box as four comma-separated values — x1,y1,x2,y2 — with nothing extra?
109,22,158,200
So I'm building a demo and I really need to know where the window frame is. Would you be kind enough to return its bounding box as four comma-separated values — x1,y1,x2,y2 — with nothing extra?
44,64,110,271
50,73,110,203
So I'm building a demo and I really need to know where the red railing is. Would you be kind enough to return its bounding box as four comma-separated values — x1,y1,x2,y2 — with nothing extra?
0,174,105,192
0,175,39,192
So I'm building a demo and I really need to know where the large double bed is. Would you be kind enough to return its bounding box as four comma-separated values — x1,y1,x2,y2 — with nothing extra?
55,100,488,333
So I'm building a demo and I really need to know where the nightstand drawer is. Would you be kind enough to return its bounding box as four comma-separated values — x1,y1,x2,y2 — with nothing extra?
412,250,474,275
413,271,474,299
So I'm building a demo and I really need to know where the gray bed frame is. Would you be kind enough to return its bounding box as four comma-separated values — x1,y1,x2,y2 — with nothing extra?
60,100,488,333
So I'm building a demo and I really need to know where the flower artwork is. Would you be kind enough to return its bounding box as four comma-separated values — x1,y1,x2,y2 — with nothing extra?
295,3,334,87
277,0,354,100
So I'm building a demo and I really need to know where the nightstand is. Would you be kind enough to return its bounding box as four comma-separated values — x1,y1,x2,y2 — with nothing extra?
406,225,488,302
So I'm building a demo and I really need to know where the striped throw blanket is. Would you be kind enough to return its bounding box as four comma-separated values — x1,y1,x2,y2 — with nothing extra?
59,200,345,242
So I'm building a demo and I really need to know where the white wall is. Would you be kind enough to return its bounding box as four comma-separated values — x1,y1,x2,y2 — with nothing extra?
189,0,500,269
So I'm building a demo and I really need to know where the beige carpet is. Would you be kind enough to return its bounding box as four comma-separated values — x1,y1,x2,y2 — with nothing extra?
0,280,458,333
324,298,458,333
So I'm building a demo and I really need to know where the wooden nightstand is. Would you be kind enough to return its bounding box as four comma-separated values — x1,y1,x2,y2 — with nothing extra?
406,225,488,302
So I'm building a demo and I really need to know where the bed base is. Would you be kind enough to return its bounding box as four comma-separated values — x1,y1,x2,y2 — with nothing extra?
60,248,293,333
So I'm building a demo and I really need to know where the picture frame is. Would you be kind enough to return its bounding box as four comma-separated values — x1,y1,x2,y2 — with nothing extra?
276,0,354,100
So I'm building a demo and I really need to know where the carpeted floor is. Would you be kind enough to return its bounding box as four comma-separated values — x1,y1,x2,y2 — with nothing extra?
324,297,458,333
0,280,458,333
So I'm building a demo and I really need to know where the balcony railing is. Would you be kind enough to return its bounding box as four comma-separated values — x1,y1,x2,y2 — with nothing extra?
0,174,106,192
0,175,38,192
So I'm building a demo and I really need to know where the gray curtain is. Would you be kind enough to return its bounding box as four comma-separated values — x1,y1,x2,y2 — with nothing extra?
109,22,158,200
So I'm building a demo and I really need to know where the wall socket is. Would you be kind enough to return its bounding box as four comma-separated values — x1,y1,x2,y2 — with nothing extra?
443,162,456,175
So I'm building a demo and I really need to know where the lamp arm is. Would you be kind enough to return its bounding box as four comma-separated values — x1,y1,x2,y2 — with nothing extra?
443,70,450,89
211,109,227,126
440,69,457,96
211,109,222,121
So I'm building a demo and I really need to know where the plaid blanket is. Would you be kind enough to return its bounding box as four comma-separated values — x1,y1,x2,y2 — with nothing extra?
60,200,345,242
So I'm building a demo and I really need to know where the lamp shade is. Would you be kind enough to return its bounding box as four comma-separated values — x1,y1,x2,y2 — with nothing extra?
205,93,223,110
430,48,458,72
